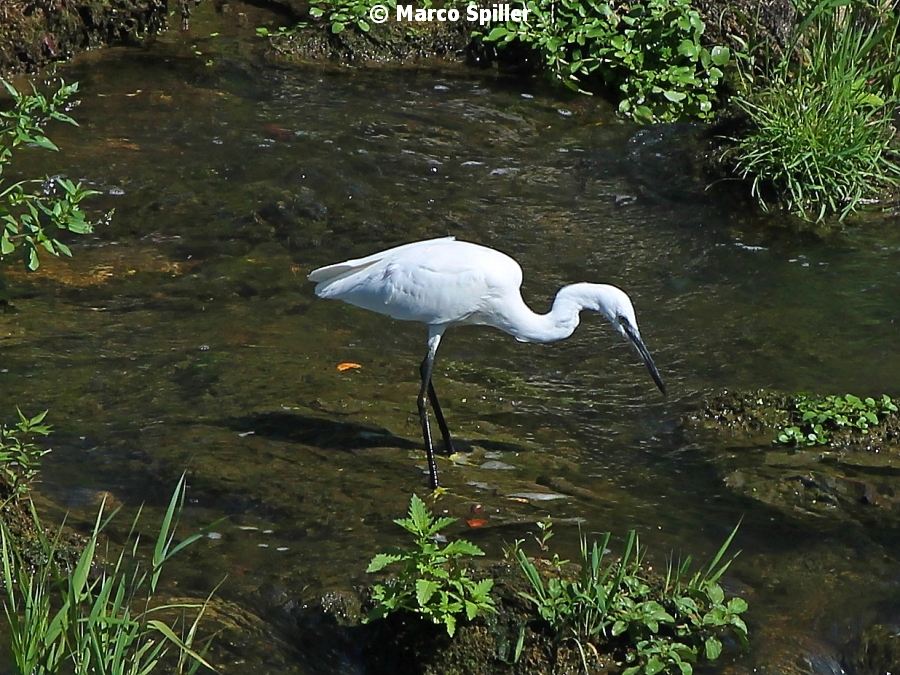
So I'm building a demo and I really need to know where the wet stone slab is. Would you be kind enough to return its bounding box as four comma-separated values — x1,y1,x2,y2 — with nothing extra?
681,389,900,527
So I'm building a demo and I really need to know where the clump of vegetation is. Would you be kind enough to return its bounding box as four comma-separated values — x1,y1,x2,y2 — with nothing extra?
728,0,900,221
482,0,732,122
306,0,392,35
1,474,216,674
1,75,209,673
257,0,732,122
366,493,495,636
512,520,748,674
257,0,398,37
775,393,898,447
0,409,51,504
0,78,106,271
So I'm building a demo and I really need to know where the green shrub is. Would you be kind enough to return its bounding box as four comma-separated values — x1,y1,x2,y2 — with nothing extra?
775,393,898,446
483,0,731,122
729,0,900,221
0,79,106,271
366,493,495,636
257,0,399,36
1,475,215,674
513,522,748,674
0,409,51,503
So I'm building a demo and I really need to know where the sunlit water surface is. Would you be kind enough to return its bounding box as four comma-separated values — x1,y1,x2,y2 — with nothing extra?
1,9,899,674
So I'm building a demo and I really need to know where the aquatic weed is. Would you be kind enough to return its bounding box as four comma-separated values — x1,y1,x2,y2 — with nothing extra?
365,493,495,636
1,475,216,674
775,393,898,447
512,521,747,674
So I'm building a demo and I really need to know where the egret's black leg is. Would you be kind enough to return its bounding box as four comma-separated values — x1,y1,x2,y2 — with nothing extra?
420,358,455,456
418,331,443,489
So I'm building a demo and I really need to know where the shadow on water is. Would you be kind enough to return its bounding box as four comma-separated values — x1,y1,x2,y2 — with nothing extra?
226,411,531,455
226,411,421,450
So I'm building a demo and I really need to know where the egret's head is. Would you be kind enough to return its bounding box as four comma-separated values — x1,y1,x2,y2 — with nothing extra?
584,284,667,396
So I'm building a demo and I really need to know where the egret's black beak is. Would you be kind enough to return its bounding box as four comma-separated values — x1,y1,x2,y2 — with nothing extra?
621,320,666,397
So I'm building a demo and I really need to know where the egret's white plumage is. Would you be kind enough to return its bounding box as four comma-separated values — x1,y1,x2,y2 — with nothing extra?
309,237,665,488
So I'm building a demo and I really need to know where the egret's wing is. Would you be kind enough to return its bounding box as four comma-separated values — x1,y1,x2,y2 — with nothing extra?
308,236,456,284
310,238,522,327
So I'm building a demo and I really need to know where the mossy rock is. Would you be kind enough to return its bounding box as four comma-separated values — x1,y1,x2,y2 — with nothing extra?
683,388,794,442
289,564,618,674
842,623,900,675
266,19,477,66
692,0,797,54
0,477,84,574
684,388,900,454
682,389,900,527
284,558,746,674
0,0,167,75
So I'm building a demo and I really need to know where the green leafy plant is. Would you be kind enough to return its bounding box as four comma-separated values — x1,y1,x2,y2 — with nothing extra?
513,521,747,674
775,393,898,446
0,78,107,271
728,0,900,221
482,0,731,122
1,475,216,674
257,0,403,36
308,0,393,34
0,408,51,502
366,493,495,636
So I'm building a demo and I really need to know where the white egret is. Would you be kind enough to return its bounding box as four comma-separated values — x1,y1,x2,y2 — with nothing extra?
309,236,665,488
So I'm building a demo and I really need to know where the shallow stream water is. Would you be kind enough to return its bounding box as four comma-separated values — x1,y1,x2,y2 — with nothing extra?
1,5,899,673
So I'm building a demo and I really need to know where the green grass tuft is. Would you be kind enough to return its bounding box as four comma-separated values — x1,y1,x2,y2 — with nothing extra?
729,0,900,222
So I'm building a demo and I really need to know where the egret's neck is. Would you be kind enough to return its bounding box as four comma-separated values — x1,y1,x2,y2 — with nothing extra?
495,285,592,344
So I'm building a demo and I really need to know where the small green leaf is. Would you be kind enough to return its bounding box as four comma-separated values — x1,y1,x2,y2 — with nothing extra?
645,657,665,675
710,45,730,66
726,596,746,613
416,578,439,606
366,553,402,573
706,583,725,605
677,39,699,59
443,540,484,557
704,635,722,660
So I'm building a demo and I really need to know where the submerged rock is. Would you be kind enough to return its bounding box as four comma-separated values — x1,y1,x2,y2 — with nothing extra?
842,623,900,675
682,389,900,527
